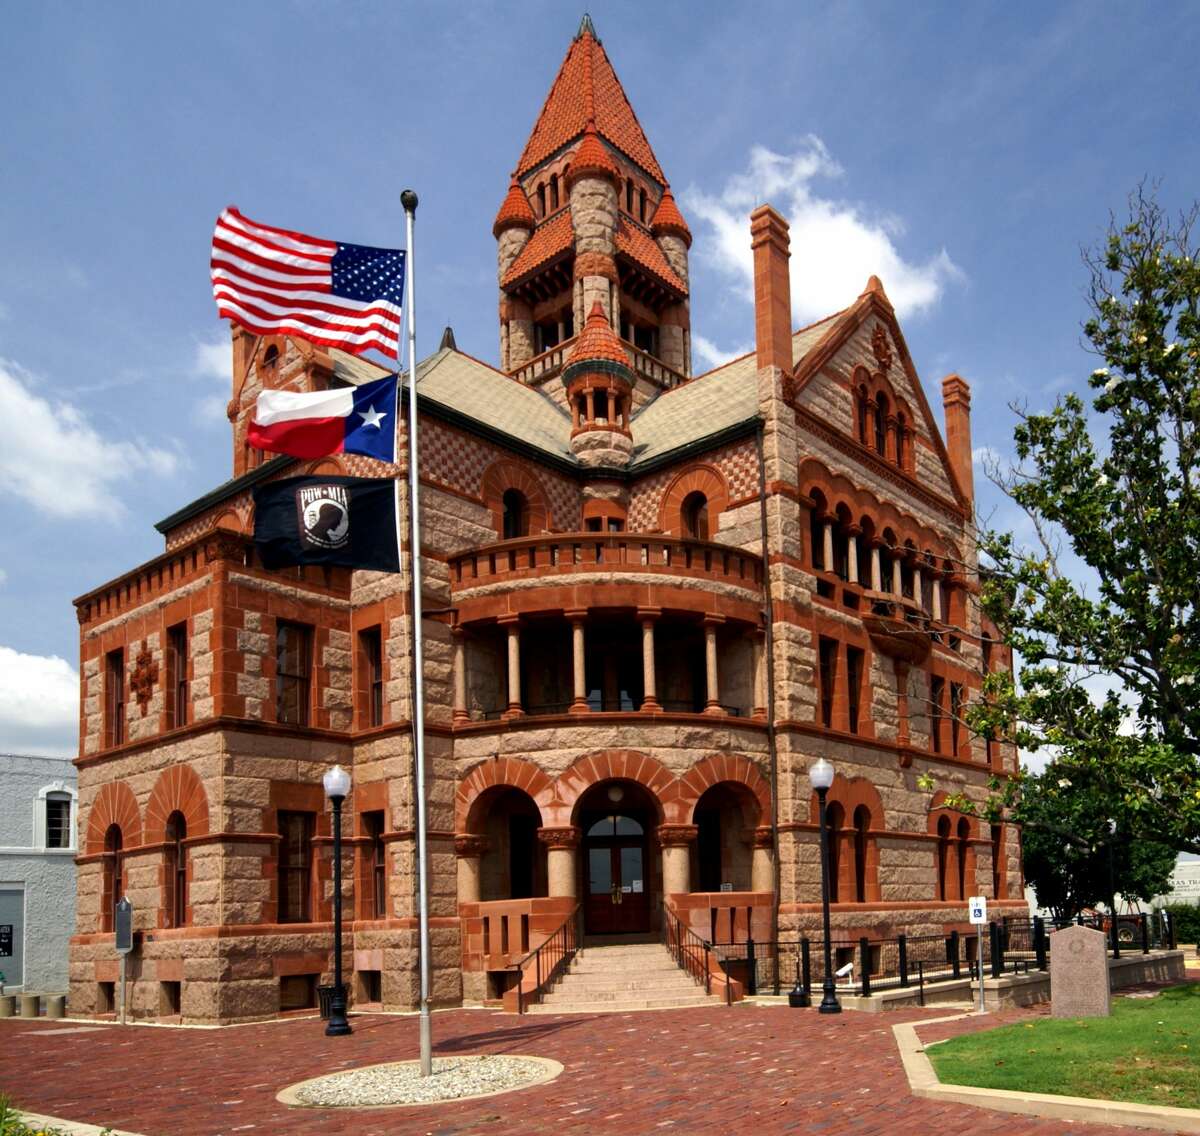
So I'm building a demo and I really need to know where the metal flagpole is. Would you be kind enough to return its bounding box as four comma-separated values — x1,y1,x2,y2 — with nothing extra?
400,188,433,1077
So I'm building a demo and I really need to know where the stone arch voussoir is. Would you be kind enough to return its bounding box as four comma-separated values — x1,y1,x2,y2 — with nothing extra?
144,765,211,845
682,754,771,827
456,756,555,834
658,464,729,537
85,781,142,854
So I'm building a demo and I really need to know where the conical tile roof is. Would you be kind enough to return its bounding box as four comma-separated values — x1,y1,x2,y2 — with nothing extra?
493,177,536,237
566,302,632,372
651,187,691,247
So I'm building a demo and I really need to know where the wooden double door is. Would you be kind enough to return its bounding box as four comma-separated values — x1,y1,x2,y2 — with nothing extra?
584,813,650,935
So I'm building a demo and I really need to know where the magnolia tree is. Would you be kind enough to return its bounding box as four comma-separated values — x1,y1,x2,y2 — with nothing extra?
952,187,1200,857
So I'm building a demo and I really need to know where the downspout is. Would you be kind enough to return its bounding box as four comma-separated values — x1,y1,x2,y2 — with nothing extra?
755,422,781,952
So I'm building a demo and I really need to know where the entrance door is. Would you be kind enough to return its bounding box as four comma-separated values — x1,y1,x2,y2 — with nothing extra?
0,889,23,989
584,814,650,935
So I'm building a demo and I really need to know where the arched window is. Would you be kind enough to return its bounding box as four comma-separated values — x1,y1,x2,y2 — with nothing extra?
895,413,907,468
957,818,971,901
856,388,869,443
549,174,559,211
853,805,870,903
901,543,915,599
165,811,188,928
262,344,279,371
593,389,609,423
102,823,123,932
639,188,647,223
936,815,952,901
502,489,528,539
682,491,709,540
857,527,872,587
825,802,844,903
626,179,634,213
874,394,888,456
832,510,851,581
809,494,828,570
536,183,546,218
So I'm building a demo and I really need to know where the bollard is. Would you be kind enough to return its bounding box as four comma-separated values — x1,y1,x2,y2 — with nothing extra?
1034,916,1047,971
46,994,66,1019
20,993,40,1018
0,995,14,1017
898,934,909,988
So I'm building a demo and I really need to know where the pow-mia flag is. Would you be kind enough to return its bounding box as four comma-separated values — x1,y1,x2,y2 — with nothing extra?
252,476,400,572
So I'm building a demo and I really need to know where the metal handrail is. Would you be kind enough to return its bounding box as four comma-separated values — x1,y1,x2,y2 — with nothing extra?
662,902,713,996
511,903,582,1014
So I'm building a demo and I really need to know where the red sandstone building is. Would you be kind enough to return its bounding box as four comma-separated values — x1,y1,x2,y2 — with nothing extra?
70,18,1022,1022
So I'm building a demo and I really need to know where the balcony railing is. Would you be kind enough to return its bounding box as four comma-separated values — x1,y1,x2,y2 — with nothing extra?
510,335,687,391
450,533,763,592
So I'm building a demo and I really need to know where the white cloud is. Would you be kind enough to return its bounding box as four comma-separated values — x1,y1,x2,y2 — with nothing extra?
0,645,78,756
693,334,753,372
685,138,965,325
0,357,180,518
0,568,7,587
192,337,230,425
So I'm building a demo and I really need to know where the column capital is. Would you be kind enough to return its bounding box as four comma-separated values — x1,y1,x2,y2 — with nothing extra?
537,825,581,849
702,613,726,629
497,614,521,628
454,834,490,859
636,606,662,622
752,825,774,850
565,608,589,622
656,823,699,848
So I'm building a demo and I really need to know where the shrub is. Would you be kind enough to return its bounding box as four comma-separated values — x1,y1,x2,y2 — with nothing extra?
1163,903,1200,947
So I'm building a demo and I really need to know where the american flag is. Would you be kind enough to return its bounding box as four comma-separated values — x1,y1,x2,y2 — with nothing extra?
211,207,405,358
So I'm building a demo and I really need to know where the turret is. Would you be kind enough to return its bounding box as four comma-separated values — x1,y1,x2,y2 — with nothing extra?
564,302,633,468
651,187,692,376
566,121,621,332
494,177,537,372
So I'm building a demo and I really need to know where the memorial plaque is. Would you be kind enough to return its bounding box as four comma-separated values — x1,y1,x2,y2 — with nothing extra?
0,925,11,957
115,898,134,954
1050,923,1110,1018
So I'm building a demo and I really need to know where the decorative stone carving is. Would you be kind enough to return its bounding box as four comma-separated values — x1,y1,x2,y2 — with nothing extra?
656,823,698,848
537,826,581,849
454,834,490,859
130,641,158,712
871,324,893,373
752,825,774,849
204,529,245,564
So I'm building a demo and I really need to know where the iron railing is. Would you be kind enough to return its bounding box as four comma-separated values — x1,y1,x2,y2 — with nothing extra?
662,903,714,996
512,903,582,1014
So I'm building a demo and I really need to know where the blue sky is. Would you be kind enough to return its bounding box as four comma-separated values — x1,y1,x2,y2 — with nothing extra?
2,1,1198,755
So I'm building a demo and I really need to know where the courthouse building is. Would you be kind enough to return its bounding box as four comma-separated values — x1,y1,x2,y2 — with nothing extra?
69,17,1022,1022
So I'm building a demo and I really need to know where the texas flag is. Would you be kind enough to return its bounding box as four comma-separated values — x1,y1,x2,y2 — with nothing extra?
247,374,398,462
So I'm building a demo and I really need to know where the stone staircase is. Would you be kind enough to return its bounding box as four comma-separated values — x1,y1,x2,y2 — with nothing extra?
526,941,721,1014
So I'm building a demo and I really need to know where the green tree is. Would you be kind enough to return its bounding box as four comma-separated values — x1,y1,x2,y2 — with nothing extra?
971,186,1200,854
1018,760,1177,921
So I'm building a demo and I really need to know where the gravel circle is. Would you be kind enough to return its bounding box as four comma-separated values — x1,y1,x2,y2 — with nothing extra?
281,1054,562,1109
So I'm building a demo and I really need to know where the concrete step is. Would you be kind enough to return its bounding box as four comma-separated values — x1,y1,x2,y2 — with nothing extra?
568,961,684,976
527,993,717,1014
546,977,703,994
542,985,704,1003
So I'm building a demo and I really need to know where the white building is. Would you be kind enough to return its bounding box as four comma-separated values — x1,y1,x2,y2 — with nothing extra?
0,754,78,993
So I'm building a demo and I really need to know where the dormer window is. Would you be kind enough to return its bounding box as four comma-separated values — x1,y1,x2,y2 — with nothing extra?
537,183,546,218
626,180,634,212
549,174,559,211
639,188,647,223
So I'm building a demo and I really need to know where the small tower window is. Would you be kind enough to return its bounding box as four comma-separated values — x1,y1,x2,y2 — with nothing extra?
639,188,647,223
896,413,907,468
626,180,634,212
682,491,709,540
549,174,559,211
262,345,279,371
502,490,528,539
593,389,609,423
874,395,888,457
537,183,546,218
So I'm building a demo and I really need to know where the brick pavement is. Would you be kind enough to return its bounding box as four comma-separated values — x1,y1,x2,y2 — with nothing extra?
0,1003,1163,1136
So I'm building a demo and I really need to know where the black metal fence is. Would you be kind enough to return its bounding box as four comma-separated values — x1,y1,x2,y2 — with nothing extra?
710,911,1177,1001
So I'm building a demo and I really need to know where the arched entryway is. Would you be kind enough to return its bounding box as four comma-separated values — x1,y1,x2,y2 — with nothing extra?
576,779,659,936
462,785,547,902
693,781,762,893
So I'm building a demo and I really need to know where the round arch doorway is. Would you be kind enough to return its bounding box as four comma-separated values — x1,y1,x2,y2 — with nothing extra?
578,780,658,936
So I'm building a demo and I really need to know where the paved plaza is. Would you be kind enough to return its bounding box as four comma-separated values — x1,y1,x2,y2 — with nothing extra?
0,1001,1165,1136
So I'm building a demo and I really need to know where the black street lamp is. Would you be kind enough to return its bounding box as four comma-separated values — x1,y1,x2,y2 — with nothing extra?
808,758,841,1015
323,763,353,1037
1106,818,1120,959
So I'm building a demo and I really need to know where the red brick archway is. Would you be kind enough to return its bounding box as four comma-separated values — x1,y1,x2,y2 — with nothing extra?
555,749,676,827
456,756,555,834
144,765,210,844
929,791,977,902
807,774,885,903
481,459,550,537
659,465,729,538
682,754,771,826
85,781,142,854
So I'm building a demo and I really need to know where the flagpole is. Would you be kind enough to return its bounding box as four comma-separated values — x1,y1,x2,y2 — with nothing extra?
400,188,433,1078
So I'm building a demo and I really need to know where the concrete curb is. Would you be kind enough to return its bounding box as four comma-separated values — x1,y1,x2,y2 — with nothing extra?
892,1013,1200,1134
15,1111,147,1136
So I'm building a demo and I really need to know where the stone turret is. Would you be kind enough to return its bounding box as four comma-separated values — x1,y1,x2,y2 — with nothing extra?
652,187,692,376
566,121,620,333
494,177,537,371
564,302,633,468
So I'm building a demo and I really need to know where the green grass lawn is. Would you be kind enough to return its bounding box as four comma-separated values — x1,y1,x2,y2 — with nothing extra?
929,983,1200,1110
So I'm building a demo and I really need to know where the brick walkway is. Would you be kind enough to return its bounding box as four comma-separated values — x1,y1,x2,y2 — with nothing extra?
0,1002,1158,1136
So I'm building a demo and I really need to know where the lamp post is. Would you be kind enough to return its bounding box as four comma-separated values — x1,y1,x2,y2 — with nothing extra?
808,758,841,1014
1106,818,1120,959
323,763,352,1036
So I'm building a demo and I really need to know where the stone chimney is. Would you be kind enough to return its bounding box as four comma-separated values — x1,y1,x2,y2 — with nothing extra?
941,374,974,503
750,205,792,374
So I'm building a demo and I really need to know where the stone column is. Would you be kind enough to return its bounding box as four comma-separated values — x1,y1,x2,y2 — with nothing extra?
639,608,661,711
703,616,723,715
752,631,767,719
932,578,944,622
568,610,589,713
891,555,902,596
847,531,860,585
751,826,774,894
452,628,469,724
658,824,697,897
538,827,580,898
871,543,882,591
454,834,489,905
822,520,834,573
913,565,924,610
500,616,523,718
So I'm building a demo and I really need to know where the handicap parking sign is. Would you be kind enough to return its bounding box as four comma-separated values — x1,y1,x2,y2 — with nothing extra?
968,896,987,924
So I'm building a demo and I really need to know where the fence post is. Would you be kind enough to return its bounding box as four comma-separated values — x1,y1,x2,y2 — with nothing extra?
949,930,961,979
1166,911,1175,950
1033,916,1047,971
801,937,811,998
859,937,871,997
1141,914,1150,955
989,921,1003,978
898,934,909,988
746,936,757,997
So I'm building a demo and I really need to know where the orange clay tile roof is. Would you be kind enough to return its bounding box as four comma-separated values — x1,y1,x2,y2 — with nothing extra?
517,25,665,183
502,208,574,287
566,302,632,370
650,188,691,247
616,218,687,296
493,178,536,237
565,121,620,185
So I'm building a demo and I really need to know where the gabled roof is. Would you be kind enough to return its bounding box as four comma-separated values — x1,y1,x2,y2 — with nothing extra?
516,19,665,183
502,208,574,287
615,217,687,295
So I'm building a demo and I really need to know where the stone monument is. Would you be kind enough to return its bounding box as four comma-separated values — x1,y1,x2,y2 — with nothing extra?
1049,924,1111,1018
